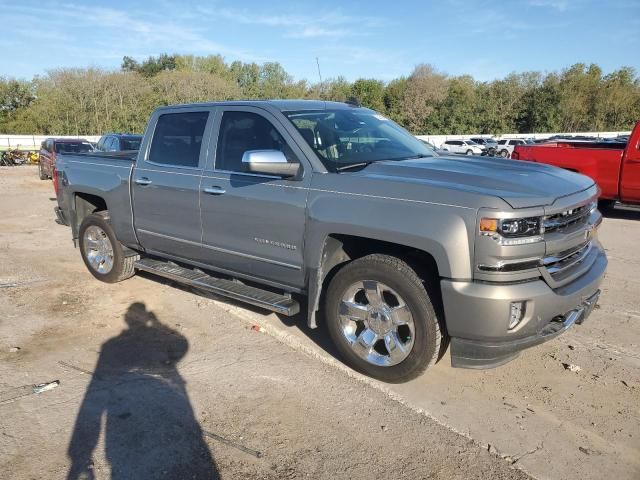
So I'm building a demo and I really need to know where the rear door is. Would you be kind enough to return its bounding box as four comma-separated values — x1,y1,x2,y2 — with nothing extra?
199,106,310,289
132,108,214,259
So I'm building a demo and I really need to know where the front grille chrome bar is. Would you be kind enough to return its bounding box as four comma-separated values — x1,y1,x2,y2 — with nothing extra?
543,200,596,233
543,241,592,276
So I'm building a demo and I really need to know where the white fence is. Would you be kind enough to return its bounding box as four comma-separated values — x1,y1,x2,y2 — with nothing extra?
0,135,101,151
0,130,632,152
417,131,631,148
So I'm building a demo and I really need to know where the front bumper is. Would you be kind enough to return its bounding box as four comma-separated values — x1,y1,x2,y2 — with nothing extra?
441,243,607,368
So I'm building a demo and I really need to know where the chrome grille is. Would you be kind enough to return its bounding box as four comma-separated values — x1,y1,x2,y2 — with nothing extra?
543,201,596,233
543,241,592,276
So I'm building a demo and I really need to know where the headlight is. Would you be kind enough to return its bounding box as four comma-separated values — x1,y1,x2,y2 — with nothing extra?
480,216,543,245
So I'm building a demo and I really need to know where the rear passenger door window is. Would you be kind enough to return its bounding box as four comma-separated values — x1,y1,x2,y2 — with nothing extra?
148,111,209,168
215,111,296,173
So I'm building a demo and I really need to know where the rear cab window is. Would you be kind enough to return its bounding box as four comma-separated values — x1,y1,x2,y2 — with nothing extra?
55,141,93,154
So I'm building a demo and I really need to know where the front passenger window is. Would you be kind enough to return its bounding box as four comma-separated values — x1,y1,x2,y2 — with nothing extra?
216,111,296,173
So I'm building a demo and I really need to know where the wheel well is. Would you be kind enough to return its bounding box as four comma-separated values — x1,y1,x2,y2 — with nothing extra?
74,193,107,235
314,233,446,336
321,234,441,299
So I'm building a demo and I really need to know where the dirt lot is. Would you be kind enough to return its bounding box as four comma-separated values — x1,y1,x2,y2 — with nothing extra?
1,166,638,479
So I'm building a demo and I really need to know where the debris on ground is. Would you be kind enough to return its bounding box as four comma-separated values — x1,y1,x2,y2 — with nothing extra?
203,430,263,458
578,446,601,455
488,444,498,455
8,346,20,353
568,345,576,350
250,324,264,333
562,363,582,372
32,380,60,394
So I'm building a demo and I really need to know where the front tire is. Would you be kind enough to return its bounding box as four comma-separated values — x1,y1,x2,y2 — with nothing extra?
325,254,442,383
466,149,473,155
78,212,138,283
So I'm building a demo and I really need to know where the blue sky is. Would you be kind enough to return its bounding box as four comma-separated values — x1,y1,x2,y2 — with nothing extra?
1,0,638,82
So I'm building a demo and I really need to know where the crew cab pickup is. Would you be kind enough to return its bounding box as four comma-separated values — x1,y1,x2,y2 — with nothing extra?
54,101,607,382
512,121,640,208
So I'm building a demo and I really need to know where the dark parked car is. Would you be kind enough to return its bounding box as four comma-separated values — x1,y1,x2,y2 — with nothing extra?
95,133,143,152
38,138,93,180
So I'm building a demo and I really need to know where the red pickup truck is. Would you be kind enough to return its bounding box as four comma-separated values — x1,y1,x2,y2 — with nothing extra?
512,121,640,209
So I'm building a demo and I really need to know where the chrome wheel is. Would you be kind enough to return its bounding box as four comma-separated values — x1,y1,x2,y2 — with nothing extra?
83,225,114,274
338,280,415,367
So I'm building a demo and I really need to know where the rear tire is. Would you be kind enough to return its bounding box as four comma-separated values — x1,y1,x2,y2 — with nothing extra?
499,149,509,158
78,212,138,283
38,162,47,180
325,254,442,383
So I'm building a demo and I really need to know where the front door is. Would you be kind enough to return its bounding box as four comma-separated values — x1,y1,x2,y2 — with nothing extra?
199,107,310,289
132,109,213,259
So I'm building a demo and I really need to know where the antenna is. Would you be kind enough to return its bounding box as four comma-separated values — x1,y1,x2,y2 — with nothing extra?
316,57,324,97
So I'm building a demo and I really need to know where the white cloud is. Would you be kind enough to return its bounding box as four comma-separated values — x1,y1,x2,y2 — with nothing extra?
0,2,265,63
209,7,383,39
528,0,571,11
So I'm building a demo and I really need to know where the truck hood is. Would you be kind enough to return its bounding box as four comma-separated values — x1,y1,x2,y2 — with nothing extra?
356,155,595,209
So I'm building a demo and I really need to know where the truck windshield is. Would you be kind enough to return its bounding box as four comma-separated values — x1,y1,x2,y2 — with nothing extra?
284,108,434,171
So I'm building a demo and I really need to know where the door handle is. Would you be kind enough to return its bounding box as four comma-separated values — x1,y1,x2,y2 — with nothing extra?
203,186,226,195
135,177,152,186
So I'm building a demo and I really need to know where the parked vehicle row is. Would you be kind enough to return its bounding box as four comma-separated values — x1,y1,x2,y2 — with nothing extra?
53,100,606,383
437,137,538,158
38,133,142,181
441,139,485,156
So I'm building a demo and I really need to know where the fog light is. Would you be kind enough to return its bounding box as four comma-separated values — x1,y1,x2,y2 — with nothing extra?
509,302,526,329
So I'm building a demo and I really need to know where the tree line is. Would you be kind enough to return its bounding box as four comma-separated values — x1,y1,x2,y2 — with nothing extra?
1,53,638,136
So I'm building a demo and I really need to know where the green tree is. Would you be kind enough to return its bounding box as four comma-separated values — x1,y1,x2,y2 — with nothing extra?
350,78,385,111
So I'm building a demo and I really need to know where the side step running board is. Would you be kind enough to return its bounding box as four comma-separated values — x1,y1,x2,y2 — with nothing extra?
134,258,300,316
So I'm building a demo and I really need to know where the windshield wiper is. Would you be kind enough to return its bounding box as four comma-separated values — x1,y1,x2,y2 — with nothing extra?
335,162,373,172
335,154,432,172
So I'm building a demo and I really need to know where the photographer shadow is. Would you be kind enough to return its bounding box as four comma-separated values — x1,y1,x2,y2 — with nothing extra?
66,302,219,479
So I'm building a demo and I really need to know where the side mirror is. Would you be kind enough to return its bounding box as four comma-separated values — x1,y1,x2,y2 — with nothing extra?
242,150,300,178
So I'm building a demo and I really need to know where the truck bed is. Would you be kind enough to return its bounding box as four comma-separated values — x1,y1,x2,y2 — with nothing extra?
512,142,625,200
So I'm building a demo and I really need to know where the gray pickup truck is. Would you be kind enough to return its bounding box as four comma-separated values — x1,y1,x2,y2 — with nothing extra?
54,100,607,382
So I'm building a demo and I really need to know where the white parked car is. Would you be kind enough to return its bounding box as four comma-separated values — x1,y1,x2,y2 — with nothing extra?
495,139,533,158
441,139,484,156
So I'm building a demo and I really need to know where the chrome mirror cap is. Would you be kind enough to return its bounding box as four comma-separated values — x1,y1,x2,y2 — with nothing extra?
242,150,299,177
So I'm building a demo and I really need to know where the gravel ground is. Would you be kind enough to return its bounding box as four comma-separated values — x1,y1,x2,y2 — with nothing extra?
1,165,639,479
0,167,529,479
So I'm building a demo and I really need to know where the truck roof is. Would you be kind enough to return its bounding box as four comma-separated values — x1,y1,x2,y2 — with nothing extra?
155,99,362,112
